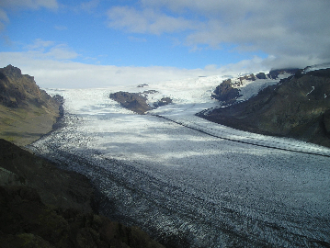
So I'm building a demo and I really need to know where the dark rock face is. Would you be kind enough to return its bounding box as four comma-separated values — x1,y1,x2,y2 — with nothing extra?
322,110,330,137
212,79,240,104
0,139,166,248
110,91,172,114
153,97,172,108
0,138,93,212
110,91,153,114
0,186,165,248
256,72,267,79
203,68,330,148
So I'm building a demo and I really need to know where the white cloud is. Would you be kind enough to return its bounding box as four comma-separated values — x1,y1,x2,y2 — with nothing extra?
107,0,330,68
0,0,58,10
0,49,299,89
0,8,9,22
128,36,147,42
0,51,210,88
25,38,55,50
24,39,79,60
0,7,9,31
0,0,58,32
183,1,330,59
54,25,67,31
46,44,79,60
79,0,99,13
107,6,197,34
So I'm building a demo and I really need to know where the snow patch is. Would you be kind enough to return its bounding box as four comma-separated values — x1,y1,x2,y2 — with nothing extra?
303,62,330,74
306,86,315,96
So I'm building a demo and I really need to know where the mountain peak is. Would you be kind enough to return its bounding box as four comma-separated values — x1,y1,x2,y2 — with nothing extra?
2,64,23,78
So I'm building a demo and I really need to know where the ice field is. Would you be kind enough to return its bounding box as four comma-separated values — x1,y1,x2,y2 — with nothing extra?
29,76,330,247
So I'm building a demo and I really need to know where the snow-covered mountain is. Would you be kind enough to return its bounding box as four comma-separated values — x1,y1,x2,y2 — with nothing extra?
205,67,330,148
29,69,330,247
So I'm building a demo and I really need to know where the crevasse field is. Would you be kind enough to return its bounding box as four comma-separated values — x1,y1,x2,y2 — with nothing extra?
29,76,330,247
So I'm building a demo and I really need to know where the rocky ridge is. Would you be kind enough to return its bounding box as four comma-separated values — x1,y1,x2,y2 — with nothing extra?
0,65,62,146
203,67,330,148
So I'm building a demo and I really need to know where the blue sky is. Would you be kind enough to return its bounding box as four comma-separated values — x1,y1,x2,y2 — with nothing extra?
0,0,329,88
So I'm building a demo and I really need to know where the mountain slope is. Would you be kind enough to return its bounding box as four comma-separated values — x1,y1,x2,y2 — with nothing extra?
0,65,62,146
203,68,330,148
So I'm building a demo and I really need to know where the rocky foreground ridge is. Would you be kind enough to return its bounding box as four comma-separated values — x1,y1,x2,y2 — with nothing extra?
203,67,330,148
0,139,165,248
0,65,63,146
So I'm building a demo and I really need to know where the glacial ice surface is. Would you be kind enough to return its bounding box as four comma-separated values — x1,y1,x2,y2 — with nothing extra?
31,78,330,247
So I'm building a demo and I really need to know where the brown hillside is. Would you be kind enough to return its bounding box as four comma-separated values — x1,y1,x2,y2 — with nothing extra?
0,65,61,146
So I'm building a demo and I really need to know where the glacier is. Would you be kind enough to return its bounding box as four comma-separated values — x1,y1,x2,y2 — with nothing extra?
29,76,330,247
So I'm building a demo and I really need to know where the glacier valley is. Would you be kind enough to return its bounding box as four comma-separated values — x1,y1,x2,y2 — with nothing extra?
29,76,330,247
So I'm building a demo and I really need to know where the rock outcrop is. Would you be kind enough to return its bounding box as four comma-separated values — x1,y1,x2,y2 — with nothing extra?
110,91,172,114
0,139,166,248
110,91,153,114
0,65,62,146
256,72,267,79
153,97,172,108
212,79,240,104
203,68,330,148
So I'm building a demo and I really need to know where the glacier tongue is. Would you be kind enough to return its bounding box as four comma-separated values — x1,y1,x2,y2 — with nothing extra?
30,84,330,248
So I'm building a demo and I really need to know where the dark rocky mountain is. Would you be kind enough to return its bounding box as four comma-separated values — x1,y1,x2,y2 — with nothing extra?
0,138,165,248
110,91,172,114
0,65,62,146
203,68,330,148
212,68,300,104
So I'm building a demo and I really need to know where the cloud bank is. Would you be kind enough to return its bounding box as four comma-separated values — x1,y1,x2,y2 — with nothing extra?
107,0,330,67
0,51,220,88
0,48,297,89
0,1,329,89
